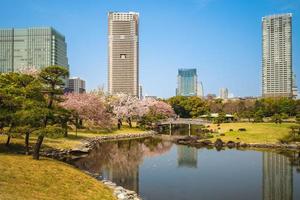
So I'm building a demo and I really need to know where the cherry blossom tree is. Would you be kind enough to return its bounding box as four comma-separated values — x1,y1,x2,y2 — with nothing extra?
148,99,175,118
110,94,175,129
17,66,40,77
60,93,112,135
109,93,140,128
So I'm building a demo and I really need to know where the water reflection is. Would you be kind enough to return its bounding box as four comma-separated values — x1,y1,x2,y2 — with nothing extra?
73,138,300,200
73,138,172,192
263,152,293,200
177,145,198,168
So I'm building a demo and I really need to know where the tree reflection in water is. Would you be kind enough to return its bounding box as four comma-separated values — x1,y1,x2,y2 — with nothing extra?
73,138,172,192
73,138,300,198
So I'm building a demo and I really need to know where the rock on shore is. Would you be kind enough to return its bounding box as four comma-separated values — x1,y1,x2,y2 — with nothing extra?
102,180,142,200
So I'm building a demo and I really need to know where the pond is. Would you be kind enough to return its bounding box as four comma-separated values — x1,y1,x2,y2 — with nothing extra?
73,138,300,200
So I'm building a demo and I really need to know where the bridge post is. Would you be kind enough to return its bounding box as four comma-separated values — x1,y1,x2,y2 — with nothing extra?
188,123,191,136
169,123,172,135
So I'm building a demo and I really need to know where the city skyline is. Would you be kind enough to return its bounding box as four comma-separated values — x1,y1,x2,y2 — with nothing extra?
0,0,299,98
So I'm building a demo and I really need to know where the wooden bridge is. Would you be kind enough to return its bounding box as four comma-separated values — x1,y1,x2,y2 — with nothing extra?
156,118,209,136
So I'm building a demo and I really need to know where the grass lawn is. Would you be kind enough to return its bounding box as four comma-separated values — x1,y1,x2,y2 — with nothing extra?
206,122,295,144
0,153,116,200
0,126,145,151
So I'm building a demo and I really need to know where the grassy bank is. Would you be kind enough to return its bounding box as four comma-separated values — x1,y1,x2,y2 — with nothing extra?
0,153,116,200
207,122,295,144
0,126,145,151
0,126,145,200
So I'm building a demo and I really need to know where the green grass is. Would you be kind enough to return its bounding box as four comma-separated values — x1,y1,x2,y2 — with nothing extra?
0,125,144,200
0,153,116,200
206,122,295,144
0,126,145,151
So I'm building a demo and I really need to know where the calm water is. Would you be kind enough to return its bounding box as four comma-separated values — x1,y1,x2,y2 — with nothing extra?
73,138,300,200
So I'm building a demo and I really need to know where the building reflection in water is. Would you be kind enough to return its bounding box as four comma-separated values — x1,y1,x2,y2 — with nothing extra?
177,145,198,168
73,138,172,193
263,152,293,200
102,164,140,193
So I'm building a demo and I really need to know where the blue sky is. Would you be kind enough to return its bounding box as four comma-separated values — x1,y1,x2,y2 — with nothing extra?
1,0,299,98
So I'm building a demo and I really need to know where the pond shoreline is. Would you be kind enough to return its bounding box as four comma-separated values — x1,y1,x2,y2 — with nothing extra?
175,136,300,150
41,131,157,200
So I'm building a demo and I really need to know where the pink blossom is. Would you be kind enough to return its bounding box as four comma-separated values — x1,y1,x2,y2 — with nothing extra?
60,93,112,129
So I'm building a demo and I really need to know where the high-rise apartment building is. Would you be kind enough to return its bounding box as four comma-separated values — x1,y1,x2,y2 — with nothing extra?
177,68,198,96
108,12,139,96
0,27,68,73
292,73,298,99
67,77,86,94
220,88,229,99
262,14,293,98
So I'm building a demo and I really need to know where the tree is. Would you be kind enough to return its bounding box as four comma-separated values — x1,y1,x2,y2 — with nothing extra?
32,65,69,160
296,112,300,124
0,72,42,147
254,109,264,123
167,96,207,118
60,92,113,134
138,98,175,129
110,94,140,128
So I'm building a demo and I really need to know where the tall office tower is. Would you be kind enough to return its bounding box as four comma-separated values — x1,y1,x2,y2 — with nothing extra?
139,85,143,100
220,88,229,99
108,12,139,96
292,73,298,99
0,27,69,73
67,77,86,94
262,152,293,200
177,68,198,96
197,81,204,98
262,13,293,98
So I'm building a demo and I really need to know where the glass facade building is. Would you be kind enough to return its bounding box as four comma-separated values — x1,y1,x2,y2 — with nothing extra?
177,68,198,96
0,27,69,73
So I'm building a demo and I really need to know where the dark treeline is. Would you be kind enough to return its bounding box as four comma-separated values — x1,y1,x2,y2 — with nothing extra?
167,96,300,122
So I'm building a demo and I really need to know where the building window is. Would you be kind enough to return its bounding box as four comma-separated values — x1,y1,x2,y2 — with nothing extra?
120,54,126,59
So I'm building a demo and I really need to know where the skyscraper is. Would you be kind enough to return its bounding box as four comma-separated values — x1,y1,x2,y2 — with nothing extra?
0,27,69,73
139,85,143,99
262,14,293,98
177,68,198,96
197,81,204,98
67,77,86,94
108,12,139,96
292,73,298,99
220,88,229,99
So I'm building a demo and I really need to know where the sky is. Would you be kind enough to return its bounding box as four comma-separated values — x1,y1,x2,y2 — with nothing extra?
0,0,299,98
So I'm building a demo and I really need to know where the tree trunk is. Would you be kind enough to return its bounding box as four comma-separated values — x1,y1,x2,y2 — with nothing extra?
75,118,79,137
64,126,68,137
118,118,122,129
33,135,44,160
25,132,30,155
63,123,68,137
127,117,132,128
5,135,11,146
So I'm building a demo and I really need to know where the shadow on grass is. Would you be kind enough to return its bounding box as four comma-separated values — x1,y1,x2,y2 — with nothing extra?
0,143,25,154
